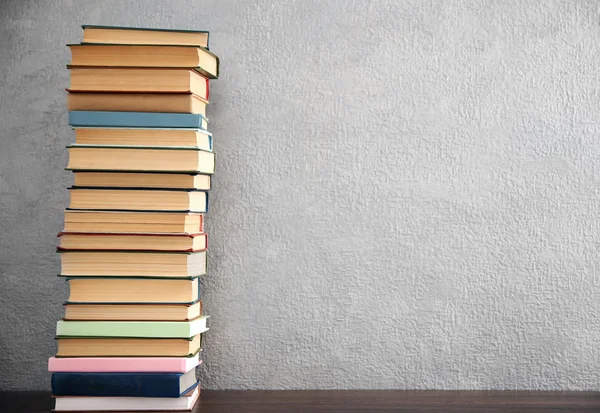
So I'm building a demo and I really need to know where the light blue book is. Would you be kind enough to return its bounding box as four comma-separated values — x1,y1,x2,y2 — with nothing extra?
68,111,209,131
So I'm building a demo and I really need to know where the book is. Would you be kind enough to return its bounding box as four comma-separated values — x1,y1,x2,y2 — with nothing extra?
55,334,203,357
64,301,202,321
63,211,204,233
48,354,201,373
81,25,210,48
72,172,211,190
52,370,198,398
69,67,209,96
65,277,200,303
67,188,208,213
50,24,217,412
58,232,208,251
67,91,208,115
53,385,199,411
56,317,208,338
68,44,219,79
66,145,215,173
73,127,212,149
59,250,207,277
68,111,208,130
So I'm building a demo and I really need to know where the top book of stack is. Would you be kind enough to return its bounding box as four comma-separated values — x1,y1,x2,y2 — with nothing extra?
81,25,211,48
66,25,219,115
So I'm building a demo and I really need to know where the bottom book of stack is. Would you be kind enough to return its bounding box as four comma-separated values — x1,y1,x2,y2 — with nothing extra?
48,317,208,412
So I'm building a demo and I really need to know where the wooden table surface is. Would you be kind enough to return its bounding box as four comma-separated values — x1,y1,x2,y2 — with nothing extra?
2,390,600,412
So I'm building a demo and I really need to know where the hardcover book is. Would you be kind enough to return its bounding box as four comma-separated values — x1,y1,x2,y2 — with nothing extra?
67,91,209,115
58,232,208,251
66,187,209,213
62,210,204,233
73,127,212,149
51,370,198,397
63,300,202,321
68,66,209,96
48,354,201,373
68,43,219,78
68,111,209,130
65,276,200,304
55,334,204,357
53,385,200,411
66,145,215,173
56,316,209,338
72,171,211,190
58,250,207,277
81,25,210,48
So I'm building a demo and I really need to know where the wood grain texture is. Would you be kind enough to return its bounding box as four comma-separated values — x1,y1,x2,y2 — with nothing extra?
2,391,600,413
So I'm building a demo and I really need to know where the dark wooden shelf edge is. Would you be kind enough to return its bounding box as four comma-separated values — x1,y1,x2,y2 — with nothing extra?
2,390,600,413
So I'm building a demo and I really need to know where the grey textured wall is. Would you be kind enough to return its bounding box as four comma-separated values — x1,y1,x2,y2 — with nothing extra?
1,0,600,391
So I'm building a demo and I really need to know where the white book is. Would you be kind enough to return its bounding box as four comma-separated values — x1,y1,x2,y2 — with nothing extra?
54,386,199,411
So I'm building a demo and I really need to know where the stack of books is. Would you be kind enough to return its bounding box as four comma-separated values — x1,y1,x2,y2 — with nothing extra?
47,25,219,412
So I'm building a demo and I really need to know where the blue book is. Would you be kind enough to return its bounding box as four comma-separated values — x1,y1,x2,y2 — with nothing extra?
51,370,198,398
68,111,209,130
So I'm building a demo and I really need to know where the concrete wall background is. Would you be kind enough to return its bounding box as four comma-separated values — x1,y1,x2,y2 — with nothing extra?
1,0,600,390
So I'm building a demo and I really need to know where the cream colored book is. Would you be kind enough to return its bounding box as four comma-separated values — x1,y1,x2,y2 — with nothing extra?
73,128,212,149
69,66,209,95
63,211,204,233
81,25,210,48
66,145,215,174
65,277,199,303
67,188,208,212
72,172,210,190
67,92,208,115
58,250,207,277
58,232,207,251
64,301,202,321
69,43,219,79
56,334,203,357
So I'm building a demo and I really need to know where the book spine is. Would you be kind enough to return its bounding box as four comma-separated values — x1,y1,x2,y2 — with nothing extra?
51,372,183,397
198,214,204,232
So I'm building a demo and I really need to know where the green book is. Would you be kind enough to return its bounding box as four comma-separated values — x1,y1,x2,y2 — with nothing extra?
56,316,209,338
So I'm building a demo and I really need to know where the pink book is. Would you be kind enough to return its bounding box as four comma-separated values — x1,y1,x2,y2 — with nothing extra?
48,354,200,373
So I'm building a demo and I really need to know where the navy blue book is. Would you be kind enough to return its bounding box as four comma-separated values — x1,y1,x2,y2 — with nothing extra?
68,111,209,130
51,370,198,398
